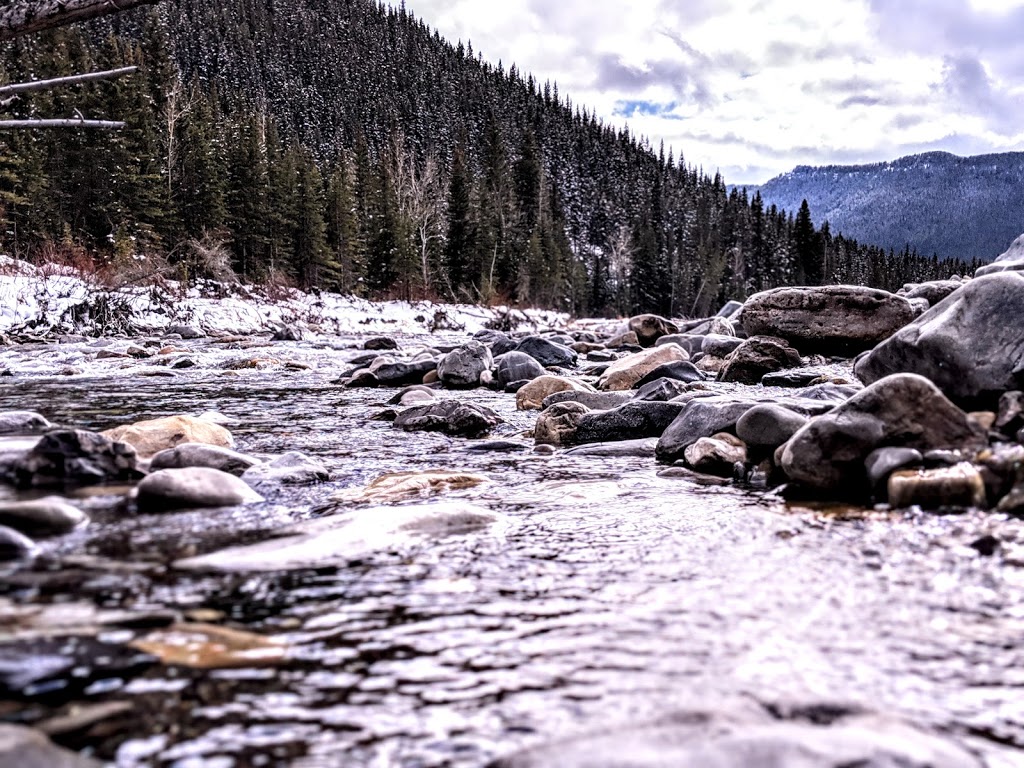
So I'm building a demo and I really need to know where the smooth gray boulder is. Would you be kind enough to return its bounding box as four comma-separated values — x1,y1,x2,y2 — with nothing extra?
241,451,329,486
0,497,87,536
437,341,493,389
781,374,986,492
149,443,260,476
0,410,51,435
739,285,919,354
976,233,1024,276
855,272,1024,408
0,723,101,768
494,352,546,388
736,404,809,449
136,467,264,511
515,336,577,367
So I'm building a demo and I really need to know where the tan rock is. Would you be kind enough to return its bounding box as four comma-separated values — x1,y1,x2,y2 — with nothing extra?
684,433,747,476
606,330,640,348
597,344,689,391
103,415,234,458
887,463,987,510
516,375,596,410
534,402,590,446
131,622,286,669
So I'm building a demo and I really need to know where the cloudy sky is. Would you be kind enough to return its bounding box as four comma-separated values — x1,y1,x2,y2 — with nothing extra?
387,0,1024,184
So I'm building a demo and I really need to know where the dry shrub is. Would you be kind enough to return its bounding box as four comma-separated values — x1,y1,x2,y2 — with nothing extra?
262,268,300,302
172,235,239,286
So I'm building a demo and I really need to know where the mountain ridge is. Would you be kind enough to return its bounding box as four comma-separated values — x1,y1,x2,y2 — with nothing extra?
742,151,1024,261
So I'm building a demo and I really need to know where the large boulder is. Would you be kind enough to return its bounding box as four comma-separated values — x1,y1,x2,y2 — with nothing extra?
854,272,1024,408
627,314,678,347
976,233,1024,277
437,341,492,389
394,400,503,438
102,415,234,459
719,336,801,384
135,468,264,512
780,374,986,492
515,336,577,367
597,344,689,391
13,429,143,488
739,285,919,354
517,376,596,410
494,352,546,388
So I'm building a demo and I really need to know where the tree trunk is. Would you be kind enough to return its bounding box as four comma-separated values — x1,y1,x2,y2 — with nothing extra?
0,0,162,41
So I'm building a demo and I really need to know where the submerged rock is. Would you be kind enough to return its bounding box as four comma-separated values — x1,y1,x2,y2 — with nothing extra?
332,470,489,503
102,415,234,459
394,400,503,438
135,467,265,511
241,451,329,486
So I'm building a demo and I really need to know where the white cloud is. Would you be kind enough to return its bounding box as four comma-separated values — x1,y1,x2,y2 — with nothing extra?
389,0,1024,183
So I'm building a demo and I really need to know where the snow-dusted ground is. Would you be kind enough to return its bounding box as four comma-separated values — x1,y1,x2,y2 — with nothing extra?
0,256,570,339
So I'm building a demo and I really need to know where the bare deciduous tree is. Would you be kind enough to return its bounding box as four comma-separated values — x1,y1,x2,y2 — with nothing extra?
0,0,162,41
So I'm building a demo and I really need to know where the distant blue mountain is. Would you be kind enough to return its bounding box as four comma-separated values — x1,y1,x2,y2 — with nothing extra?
737,151,1024,261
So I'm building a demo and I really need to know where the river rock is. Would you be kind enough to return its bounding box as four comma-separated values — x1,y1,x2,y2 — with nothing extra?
149,443,260,476
489,703,981,768
899,279,964,305
542,391,632,411
575,401,686,445
605,330,640,348
888,464,987,510
761,370,830,388
995,391,1024,435
657,396,835,464
241,451,329,486
688,316,736,336
474,330,517,357
366,358,439,387
136,467,264,511
515,336,577,367
597,344,689,391
271,323,304,341
793,382,862,402
701,334,745,358
535,402,591,447
166,324,204,339
684,433,747,476
437,341,493,389
13,429,143,488
333,471,490,503
634,361,706,388
627,314,678,347
976,232,1024,276
739,285,918,354
0,723,101,768
102,415,234,459
632,378,691,402
394,400,502,438
363,336,399,351
854,273,1024,408
0,525,38,561
655,334,702,356
0,410,51,435
719,336,802,384
865,447,924,497
0,497,87,536
494,352,546,388
780,374,986,493
517,376,596,410
735,404,809,449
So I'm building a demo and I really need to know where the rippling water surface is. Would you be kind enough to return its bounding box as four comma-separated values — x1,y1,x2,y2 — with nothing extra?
1,337,1023,767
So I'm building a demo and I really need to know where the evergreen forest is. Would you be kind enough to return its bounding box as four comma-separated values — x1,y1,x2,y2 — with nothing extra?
0,0,979,317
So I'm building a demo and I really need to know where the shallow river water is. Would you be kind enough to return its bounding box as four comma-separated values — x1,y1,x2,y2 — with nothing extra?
1,335,1023,767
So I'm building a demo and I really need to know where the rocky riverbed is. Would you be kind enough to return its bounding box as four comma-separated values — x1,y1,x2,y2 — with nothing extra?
0,268,1023,767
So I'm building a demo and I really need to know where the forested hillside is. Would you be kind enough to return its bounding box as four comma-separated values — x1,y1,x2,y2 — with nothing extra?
0,0,976,316
748,151,1024,262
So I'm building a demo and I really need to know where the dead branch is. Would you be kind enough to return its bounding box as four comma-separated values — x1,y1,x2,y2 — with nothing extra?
0,0,162,42
0,118,125,129
0,66,138,97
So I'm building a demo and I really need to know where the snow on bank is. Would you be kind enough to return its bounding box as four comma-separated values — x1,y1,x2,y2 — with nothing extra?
0,257,568,338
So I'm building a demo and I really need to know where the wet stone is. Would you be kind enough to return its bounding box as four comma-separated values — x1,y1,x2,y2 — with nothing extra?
0,410,52,435
888,464,987,511
394,400,503,438
0,497,87,536
13,430,142,489
241,451,329,486
135,467,265,512
149,443,260,476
